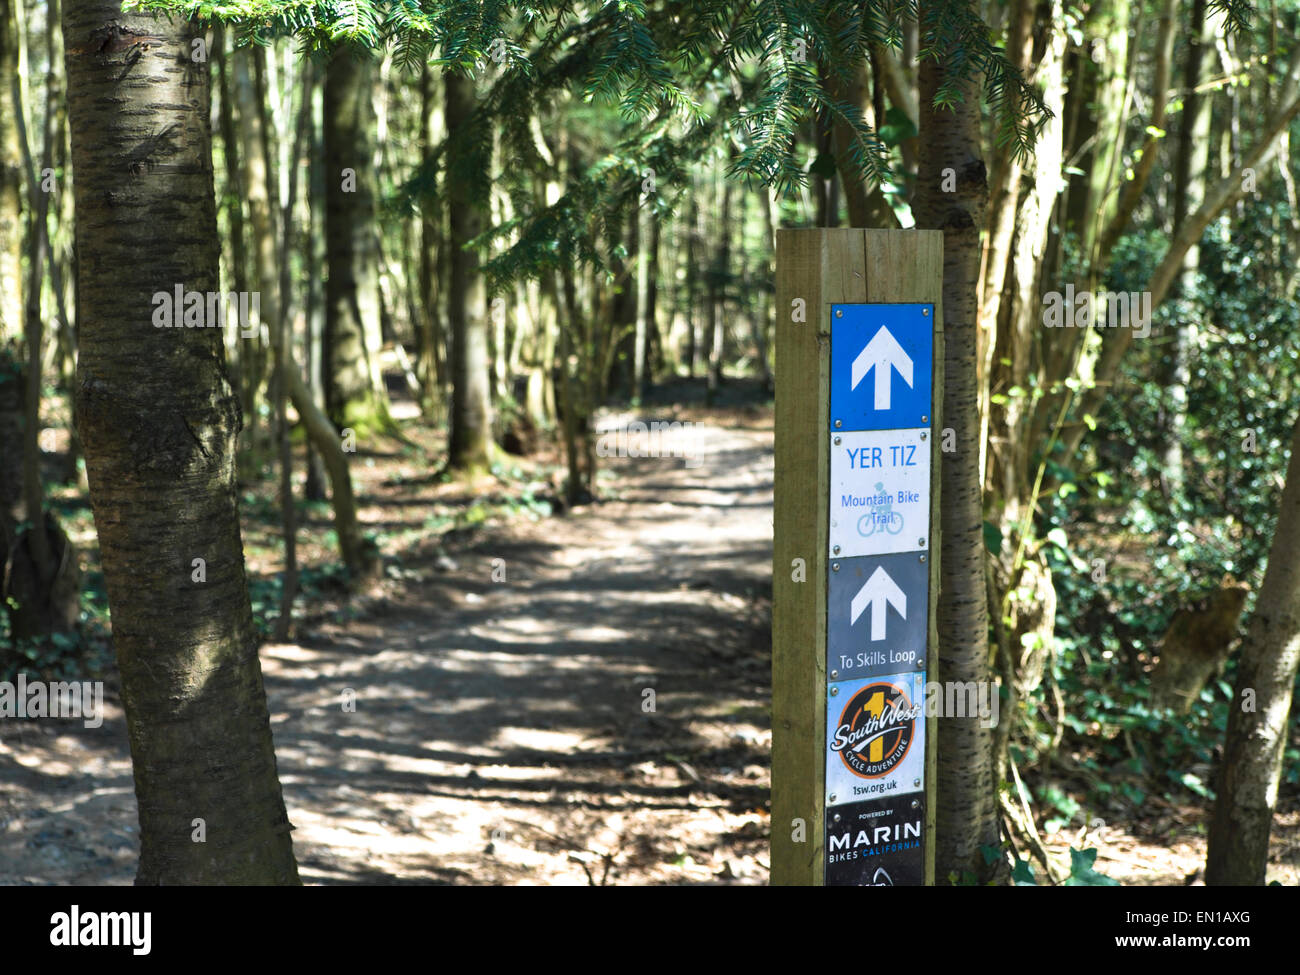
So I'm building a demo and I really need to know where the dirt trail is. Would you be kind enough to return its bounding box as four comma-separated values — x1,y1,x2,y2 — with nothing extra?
6,407,1275,885
0,414,776,885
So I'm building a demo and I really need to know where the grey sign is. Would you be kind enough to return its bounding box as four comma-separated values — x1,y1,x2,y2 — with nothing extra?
827,552,929,681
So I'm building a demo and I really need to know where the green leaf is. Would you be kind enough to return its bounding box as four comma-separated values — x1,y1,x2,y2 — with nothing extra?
983,520,1003,555
1065,846,1120,886
807,151,837,179
878,107,917,147
1045,459,1076,483
1012,859,1037,885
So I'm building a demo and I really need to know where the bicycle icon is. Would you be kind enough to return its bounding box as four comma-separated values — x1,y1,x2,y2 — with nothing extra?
857,482,903,537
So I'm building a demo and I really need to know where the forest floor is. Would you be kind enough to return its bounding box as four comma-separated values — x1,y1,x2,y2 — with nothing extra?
1,382,774,885
1,381,1297,885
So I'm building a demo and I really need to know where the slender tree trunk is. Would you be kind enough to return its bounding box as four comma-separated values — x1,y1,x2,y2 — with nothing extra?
417,64,444,416
284,355,376,580
51,0,81,487
444,68,491,473
643,208,661,395
273,64,312,640
42,0,78,488
532,254,558,427
812,110,838,227
755,185,776,393
684,188,699,378
303,83,327,501
323,44,388,435
872,38,918,178
1208,416,1300,884
705,161,730,401
976,0,1034,487
1095,0,1178,263
6,9,81,643
634,202,652,402
0,0,23,339
63,1,298,883
1160,0,1214,504
231,43,274,471
1061,0,1129,271
489,155,509,404
984,5,1068,815
558,262,584,504
0,353,79,644
827,57,872,227
215,26,248,404
911,2,1000,882
825,53,895,228
608,207,637,398
15,12,54,584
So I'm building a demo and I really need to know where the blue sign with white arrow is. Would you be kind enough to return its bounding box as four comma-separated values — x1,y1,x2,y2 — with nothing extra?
830,304,933,432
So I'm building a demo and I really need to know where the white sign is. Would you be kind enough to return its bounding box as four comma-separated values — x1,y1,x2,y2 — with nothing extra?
851,325,914,410
826,672,926,806
851,566,907,641
828,429,931,558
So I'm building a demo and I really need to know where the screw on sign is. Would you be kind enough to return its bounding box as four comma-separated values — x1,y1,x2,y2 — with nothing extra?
772,231,942,887
826,795,925,886
827,552,928,681
823,302,936,886
828,679,922,782
828,430,930,558
824,673,926,823
830,304,933,433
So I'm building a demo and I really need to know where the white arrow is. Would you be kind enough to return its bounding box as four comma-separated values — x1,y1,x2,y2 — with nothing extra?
850,566,907,641
851,326,913,410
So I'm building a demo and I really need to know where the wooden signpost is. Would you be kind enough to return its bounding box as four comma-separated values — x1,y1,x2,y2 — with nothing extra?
772,229,943,886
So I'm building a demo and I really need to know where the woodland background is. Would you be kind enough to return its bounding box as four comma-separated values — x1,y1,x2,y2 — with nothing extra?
0,0,1298,885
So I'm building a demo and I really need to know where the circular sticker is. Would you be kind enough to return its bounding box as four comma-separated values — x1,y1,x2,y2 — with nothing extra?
830,681,920,778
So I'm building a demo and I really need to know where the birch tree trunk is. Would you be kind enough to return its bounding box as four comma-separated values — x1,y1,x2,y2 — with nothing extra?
911,4,1000,882
63,0,299,884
